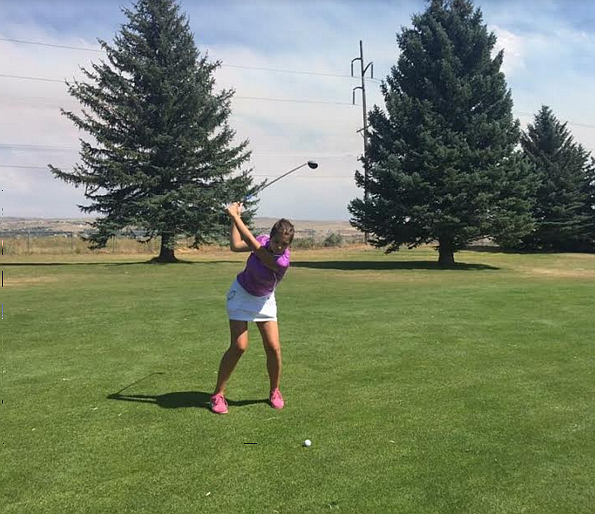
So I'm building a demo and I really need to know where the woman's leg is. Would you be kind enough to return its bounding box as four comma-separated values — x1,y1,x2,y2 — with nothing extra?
213,320,249,395
256,320,282,391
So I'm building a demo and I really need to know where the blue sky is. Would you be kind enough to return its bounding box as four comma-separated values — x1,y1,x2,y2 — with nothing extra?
1,0,594,220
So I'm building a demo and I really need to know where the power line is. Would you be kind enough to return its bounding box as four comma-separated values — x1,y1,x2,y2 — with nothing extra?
3,89,595,132
0,164,52,170
0,74,358,106
234,96,354,106
3,39,594,128
0,164,352,178
0,144,359,159
0,73,65,83
223,63,380,82
2,94,358,111
0,143,78,151
2,34,594,129
0,37,104,52
253,175,351,179
0,36,382,83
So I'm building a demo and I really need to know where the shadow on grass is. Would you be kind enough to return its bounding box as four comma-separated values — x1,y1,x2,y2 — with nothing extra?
2,260,239,267
6,257,498,270
466,245,595,255
107,371,268,409
466,245,540,255
292,260,499,271
107,391,268,409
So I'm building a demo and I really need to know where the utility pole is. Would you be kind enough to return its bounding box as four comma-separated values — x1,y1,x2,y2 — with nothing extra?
351,40,373,244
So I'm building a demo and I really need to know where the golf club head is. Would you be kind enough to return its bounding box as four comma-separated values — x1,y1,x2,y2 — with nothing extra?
307,160,318,169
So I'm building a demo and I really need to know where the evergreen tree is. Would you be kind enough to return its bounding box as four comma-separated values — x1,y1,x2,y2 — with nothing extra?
519,106,595,251
348,0,536,264
49,0,255,262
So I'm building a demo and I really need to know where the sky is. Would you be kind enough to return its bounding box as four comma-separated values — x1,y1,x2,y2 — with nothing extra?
1,0,594,221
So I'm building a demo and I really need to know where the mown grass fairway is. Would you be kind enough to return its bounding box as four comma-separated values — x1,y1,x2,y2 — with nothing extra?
2,246,594,513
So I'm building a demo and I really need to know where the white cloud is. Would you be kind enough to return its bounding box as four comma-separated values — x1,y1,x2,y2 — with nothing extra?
1,0,594,221
491,25,526,76
0,21,373,219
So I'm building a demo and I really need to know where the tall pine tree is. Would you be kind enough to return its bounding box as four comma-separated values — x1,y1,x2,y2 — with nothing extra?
349,0,536,264
519,106,595,251
49,0,255,262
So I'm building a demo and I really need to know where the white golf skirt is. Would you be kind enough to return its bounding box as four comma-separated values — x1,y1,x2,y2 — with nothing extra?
226,279,277,322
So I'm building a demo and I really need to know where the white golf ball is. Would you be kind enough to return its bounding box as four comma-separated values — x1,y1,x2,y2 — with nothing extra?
303,439,312,447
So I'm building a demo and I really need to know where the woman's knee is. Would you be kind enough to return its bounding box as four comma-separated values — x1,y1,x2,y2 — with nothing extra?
230,338,249,354
229,320,248,353
257,322,280,353
263,341,281,355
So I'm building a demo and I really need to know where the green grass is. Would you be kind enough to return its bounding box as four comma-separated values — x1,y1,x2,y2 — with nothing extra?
2,246,595,513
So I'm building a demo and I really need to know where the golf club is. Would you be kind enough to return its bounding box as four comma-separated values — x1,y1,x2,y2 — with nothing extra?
243,160,318,202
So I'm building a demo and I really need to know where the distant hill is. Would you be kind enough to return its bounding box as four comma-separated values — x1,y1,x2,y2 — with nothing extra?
0,216,362,241
254,217,360,240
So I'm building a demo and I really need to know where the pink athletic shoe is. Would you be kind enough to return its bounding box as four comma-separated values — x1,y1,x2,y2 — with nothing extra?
269,388,284,409
210,393,228,414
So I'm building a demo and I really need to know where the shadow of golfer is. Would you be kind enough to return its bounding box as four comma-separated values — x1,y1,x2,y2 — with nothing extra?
107,391,268,409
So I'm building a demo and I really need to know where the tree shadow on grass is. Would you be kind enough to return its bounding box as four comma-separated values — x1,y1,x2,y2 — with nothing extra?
109,260,239,266
466,245,521,254
466,245,595,255
292,260,499,271
107,391,268,410
2,260,239,267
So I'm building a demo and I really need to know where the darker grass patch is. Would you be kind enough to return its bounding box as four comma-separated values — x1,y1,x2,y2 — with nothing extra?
466,245,595,255
292,260,498,271
2,260,239,267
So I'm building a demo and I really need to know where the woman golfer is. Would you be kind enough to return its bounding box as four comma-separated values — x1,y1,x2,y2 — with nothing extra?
210,201,293,414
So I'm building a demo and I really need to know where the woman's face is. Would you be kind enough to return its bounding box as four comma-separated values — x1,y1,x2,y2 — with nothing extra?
270,232,291,254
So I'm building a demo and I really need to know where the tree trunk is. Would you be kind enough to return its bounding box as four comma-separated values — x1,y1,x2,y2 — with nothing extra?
438,239,455,266
155,232,178,263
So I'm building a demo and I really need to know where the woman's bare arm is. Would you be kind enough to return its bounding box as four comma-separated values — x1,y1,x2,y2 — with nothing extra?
226,203,279,271
230,222,250,252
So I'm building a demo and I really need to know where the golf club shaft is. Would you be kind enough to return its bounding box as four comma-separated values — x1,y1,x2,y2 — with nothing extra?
244,162,308,202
